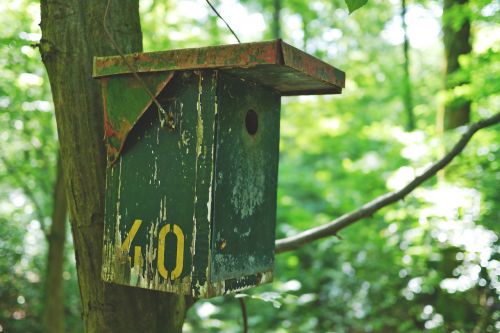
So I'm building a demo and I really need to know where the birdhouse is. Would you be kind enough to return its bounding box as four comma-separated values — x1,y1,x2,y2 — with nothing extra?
93,39,345,298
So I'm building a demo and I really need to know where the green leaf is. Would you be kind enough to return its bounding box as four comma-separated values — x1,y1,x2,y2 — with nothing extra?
345,0,368,13
250,292,283,308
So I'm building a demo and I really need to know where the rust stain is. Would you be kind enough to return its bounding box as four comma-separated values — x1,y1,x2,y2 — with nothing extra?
94,40,344,98
102,79,118,139
105,72,175,163
281,42,345,88
104,111,117,138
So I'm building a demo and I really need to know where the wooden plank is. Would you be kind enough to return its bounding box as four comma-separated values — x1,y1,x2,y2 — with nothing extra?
210,72,280,283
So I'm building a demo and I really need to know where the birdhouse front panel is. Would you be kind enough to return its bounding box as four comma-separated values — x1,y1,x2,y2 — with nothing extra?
102,70,219,296
94,39,345,298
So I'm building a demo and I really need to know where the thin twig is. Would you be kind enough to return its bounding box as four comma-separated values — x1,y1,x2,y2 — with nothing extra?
103,0,167,124
205,0,241,43
239,297,248,333
275,112,500,254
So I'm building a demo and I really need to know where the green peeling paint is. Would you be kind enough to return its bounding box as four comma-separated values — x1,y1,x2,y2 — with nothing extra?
95,40,345,298
102,70,279,298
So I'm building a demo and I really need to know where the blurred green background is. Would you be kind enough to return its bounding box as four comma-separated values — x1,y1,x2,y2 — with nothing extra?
0,0,498,332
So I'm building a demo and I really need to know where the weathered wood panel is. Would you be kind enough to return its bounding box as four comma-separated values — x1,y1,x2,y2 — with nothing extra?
102,70,279,298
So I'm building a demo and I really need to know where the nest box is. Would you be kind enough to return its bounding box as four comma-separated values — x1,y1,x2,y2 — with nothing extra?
93,39,345,298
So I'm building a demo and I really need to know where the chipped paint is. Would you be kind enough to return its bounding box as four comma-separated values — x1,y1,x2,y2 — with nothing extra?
195,72,204,158
102,72,174,162
100,67,289,298
230,151,265,219
114,158,123,247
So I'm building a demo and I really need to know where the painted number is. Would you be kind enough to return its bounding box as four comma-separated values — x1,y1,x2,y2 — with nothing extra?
120,219,143,268
120,219,185,280
158,224,184,280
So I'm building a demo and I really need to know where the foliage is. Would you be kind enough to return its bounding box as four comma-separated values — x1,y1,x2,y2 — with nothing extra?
345,0,369,13
183,1,499,332
0,1,81,332
0,0,498,332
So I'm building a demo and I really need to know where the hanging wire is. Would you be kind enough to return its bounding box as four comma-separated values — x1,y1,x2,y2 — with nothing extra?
102,0,241,129
205,0,241,43
103,0,168,127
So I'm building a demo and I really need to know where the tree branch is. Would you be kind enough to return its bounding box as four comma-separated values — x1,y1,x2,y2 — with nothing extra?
275,112,500,254
238,297,248,333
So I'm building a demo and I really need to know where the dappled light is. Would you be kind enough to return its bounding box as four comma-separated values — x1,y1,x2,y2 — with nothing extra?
1,0,499,332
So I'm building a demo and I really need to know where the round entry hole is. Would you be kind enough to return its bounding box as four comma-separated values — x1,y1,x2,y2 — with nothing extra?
245,109,258,135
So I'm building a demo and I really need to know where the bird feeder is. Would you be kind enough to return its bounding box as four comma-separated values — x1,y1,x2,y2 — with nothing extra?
93,39,345,298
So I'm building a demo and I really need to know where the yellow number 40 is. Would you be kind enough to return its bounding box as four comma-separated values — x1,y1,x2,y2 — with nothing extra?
120,219,185,281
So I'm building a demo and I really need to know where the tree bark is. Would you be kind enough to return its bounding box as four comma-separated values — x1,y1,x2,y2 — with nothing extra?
272,0,282,39
439,0,472,130
42,156,67,333
40,1,189,331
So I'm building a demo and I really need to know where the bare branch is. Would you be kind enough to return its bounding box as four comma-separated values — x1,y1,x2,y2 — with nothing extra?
275,112,500,254
238,297,248,333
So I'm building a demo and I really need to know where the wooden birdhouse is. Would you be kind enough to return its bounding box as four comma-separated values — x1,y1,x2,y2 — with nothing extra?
93,39,345,298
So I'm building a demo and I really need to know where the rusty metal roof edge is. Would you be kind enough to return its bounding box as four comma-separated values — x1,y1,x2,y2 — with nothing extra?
92,40,345,84
279,41,346,89
92,40,282,78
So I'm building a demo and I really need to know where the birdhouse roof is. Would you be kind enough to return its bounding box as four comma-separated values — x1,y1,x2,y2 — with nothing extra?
93,39,345,96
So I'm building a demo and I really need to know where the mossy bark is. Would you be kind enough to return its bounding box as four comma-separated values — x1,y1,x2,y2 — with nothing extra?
440,0,472,130
39,1,189,331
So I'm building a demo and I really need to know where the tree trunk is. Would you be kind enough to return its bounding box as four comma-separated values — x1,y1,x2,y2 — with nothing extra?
439,0,472,130
42,156,67,333
401,0,415,131
272,0,282,39
39,1,189,331
302,17,309,51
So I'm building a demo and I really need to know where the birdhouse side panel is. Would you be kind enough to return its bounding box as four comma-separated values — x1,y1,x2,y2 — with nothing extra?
210,73,281,287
